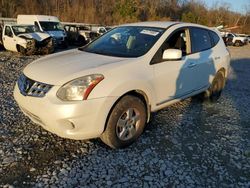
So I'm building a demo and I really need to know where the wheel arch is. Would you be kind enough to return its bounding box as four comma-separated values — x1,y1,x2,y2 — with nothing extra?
16,43,26,52
102,89,151,133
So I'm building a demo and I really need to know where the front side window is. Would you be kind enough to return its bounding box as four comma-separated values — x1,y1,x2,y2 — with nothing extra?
81,26,165,58
151,28,190,64
164,29,188,55
190,27,212,53
5,26,13,37
69,26,76,32
34,21,40,32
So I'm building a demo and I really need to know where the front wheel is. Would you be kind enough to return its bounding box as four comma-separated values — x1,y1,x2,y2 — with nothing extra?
101,95,147,149
19,46,26,55
234,41,241,47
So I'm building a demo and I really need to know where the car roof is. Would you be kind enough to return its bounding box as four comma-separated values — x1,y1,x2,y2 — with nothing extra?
121,21,179,28
6,24,33,27
120,21,211,30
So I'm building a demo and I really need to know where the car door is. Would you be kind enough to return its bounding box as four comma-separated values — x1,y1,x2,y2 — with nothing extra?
189,27,216,90
3,26,17,52
152,28,200,105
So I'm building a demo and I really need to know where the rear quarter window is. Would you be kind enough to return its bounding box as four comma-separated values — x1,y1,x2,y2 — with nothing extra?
209,31,220,47
190,27,212,53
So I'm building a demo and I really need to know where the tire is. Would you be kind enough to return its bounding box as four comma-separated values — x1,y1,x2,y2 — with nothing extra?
198,71,225,102
19,45,26,55
234,41,241,47
77,36,87,46
62,41,68,49
100,95,147,149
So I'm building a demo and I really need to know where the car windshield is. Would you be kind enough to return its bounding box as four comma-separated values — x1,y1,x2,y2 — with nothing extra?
12,25,36,35
80,26,165,58
39,21,64,31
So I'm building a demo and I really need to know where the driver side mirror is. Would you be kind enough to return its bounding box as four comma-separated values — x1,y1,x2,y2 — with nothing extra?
162,49,182,60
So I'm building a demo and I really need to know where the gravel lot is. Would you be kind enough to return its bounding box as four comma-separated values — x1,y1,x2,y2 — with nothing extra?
0,45,249,188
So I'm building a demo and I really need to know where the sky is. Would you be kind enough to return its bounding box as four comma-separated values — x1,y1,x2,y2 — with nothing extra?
203,0,249,13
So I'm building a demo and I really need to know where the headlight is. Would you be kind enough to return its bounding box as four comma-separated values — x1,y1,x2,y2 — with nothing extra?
57,74,104,101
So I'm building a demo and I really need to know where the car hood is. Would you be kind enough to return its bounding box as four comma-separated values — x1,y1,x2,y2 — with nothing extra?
235,36,247,41
23,49,127,85
18,32,50,41
47,30,65,38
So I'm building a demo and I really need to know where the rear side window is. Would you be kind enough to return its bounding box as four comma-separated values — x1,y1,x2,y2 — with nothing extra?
209,31,220,47
190,27,212,53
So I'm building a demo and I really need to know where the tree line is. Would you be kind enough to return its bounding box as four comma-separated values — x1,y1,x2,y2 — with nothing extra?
0,0,249,33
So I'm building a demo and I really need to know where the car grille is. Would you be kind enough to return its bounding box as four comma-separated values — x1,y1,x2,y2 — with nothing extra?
17,74,53,97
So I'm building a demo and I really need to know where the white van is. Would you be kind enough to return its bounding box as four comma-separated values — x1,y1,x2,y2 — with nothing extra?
17,15,67,47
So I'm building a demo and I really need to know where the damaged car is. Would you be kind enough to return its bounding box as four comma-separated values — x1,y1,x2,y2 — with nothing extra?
1,24,54,55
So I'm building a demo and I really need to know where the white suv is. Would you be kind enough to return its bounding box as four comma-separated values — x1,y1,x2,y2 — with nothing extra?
14,22,230,149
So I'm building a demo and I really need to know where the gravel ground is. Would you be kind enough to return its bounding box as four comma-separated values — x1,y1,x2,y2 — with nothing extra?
0,45,249,188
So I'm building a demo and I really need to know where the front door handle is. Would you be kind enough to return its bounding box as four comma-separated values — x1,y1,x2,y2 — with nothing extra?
188,62,197,68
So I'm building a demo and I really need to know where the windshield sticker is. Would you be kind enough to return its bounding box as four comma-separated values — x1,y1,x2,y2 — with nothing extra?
140,30,159,36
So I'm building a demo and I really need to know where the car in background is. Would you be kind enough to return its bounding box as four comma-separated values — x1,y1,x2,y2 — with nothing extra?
222,33,248,46
238,34,250,43
64,24,110,46
14,22,230,149
1,24,54,55
64,24,91,46
17,15,68,48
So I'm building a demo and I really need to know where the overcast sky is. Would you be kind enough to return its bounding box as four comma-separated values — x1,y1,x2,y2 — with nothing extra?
203,0,249,13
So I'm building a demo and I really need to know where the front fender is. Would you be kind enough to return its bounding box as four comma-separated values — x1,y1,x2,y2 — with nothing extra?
108,80,155,105
90,76,157,110
16,37,28,48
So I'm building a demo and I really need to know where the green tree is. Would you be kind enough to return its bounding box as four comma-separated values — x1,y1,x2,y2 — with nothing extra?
181,11,196,23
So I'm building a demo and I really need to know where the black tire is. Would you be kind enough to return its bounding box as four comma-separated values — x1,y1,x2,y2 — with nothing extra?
19,45,26,55
234,41,241,47
198,71,225,102
101,95,147,149
62,40,68,49
77,36,87,46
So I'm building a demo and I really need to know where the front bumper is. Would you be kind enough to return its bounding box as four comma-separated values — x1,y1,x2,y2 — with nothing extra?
14,84,118,140
53,37,67,46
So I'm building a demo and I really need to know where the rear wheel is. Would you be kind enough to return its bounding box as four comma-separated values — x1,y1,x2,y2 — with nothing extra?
198,71,225,102
101,95,147,149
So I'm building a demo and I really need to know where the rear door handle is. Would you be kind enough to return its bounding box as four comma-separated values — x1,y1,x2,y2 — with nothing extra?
215,57,220,60
188,62,197,68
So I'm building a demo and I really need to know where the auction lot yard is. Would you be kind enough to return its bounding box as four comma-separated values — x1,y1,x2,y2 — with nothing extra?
0,45,249,187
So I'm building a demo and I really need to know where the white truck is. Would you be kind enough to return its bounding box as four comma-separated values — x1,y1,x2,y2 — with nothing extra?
222,32,248,46
0,24,54,55
17,15,67,48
